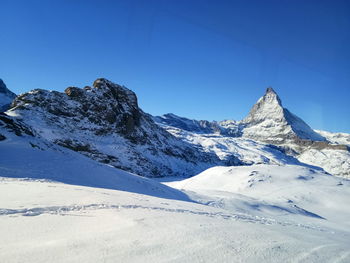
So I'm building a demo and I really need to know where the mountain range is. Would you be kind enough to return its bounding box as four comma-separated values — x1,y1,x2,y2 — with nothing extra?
1,78,349,178
1,77,350,262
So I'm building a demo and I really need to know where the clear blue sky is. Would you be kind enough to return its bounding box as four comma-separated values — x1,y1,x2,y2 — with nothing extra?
1,0,349,132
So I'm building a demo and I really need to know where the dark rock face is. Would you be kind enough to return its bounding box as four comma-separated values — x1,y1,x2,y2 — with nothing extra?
0,79,16,112
0,113,34,137
8,78,220,177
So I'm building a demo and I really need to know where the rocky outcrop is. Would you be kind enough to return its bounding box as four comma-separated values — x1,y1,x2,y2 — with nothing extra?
8,78,220,177
0,113,34,137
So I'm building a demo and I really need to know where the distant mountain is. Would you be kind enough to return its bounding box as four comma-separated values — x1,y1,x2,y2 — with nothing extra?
1,78,349,178
154,87,330,146
0,79,16,112
154,87,350,178
241,87,326,143
315,129,350,146
5,78,220,177
154,113,241,136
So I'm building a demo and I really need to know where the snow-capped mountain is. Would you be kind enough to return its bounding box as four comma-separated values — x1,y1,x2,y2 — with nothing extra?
241,87,326,143
154,87,350,178
1,107,350,262
0,79,16,112
315,129,350,146
2,78,349,178
241,87,350,177
5,78,220,177
1,79,350,262
157,124,307,167
154,113,222,134
154,113,241,136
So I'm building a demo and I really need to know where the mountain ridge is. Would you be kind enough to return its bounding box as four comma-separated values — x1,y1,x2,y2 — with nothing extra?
4,78,222,177
154,87,350,178
1,79,349,178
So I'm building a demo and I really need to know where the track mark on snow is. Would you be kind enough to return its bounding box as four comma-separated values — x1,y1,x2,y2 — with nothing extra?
0,204,328,232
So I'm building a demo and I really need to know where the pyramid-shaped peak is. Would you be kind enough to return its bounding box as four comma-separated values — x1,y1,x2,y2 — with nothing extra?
260,86,282,106
242,86,326,142
266,86,276,94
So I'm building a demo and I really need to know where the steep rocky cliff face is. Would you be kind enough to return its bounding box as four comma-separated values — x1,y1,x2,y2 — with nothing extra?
6,78,220,177
0,79,16,112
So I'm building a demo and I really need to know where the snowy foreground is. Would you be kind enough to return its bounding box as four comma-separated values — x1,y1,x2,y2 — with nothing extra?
1,137,350,262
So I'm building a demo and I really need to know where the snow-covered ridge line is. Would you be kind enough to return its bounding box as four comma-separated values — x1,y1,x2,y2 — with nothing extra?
1,78,349,178
3,78,222,178
154,87,350,178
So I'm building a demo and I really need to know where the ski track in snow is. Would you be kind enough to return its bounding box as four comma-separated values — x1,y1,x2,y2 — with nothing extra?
0,202,330,233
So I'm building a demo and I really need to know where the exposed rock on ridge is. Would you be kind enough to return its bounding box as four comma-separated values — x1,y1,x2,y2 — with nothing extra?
7,78,221,177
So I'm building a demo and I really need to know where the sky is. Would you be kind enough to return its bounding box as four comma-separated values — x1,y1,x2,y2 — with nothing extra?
1,0,349,133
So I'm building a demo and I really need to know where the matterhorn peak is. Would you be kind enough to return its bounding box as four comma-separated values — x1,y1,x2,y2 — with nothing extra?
243,86,283,125
242,86,325,144
265,86,276,94
259,86,282,106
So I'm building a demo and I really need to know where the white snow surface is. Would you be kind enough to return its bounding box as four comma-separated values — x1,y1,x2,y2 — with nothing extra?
298,148,350,178
155,115,350,179
0,130,188,201
1,129,350,262
158,125,312,167
315,129,350,146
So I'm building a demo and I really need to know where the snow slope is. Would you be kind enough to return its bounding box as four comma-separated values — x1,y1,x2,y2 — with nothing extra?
1,177,349,263
1,122,350,262
157,124,323,169
6,78,219,177
0,125,189,201
166,165,350,227
298,148,350,179
315,129,350,146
